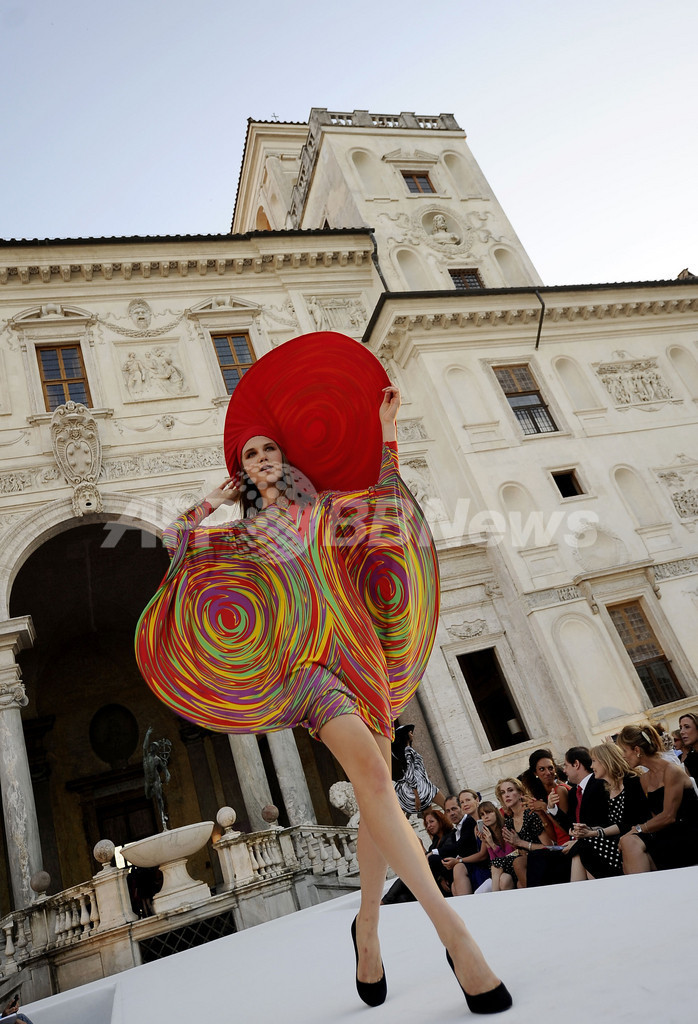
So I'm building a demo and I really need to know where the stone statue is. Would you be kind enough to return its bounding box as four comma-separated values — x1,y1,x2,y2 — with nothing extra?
430,213,460,244
143,726,172,831
329,781,360,828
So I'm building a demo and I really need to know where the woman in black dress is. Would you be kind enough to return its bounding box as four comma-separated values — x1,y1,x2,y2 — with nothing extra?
618,723,698,872
567,743,644,879
497,777,554,887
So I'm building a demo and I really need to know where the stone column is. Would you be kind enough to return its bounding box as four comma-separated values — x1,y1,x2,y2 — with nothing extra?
227,733,273,832
267,730,317,825
0,617,42,909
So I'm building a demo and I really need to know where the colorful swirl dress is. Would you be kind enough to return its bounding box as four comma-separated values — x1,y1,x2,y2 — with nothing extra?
135,444,439,739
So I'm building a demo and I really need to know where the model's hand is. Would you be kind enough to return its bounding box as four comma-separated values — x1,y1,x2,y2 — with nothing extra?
205,476,240,510
379,384,401,441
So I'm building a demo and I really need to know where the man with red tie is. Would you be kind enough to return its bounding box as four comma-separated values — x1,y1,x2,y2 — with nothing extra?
550,746,609,832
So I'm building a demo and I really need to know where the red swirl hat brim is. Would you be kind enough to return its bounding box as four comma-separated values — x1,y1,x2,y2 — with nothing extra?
224,332,391,492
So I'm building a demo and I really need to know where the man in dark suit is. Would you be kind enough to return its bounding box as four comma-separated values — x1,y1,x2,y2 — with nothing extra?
551,746,608,831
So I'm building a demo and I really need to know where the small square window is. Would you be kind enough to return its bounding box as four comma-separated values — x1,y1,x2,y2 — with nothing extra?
449,268,484,292
551,470,584,497
401,171,435,194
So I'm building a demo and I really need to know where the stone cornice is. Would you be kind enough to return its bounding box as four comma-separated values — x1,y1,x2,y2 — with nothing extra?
0,245,373,287
385,296,698,336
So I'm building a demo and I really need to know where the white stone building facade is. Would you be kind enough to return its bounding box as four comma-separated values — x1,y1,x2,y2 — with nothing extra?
1,107,697,918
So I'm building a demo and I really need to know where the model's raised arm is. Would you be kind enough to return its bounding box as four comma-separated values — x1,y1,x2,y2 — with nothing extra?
379,384,400,443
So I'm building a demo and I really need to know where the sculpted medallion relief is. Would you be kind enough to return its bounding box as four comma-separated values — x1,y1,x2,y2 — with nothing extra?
594,356,674,408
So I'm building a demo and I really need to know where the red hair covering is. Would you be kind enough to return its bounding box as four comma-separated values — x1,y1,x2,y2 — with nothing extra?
224,332,391,492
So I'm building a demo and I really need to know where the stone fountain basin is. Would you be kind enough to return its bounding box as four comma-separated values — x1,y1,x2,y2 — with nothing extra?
122,821,214,868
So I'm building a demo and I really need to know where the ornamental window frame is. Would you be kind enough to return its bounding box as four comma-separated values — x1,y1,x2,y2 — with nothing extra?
485,359,568,441
187,298,265,406
36,342,92,412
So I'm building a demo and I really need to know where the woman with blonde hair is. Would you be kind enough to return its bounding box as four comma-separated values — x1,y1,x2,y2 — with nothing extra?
566,742,644,880
496,777,553,887
617,723,698,873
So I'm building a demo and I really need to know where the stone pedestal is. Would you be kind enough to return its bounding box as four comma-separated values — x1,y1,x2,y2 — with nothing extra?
267,730,316,825
0,617,43,909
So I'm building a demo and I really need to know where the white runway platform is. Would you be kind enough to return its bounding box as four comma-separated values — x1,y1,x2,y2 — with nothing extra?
23,866,697,1024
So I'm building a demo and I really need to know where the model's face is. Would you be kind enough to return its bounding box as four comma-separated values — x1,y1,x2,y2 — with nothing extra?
424,814,440,836
590,754,606,781
679,716,698,748
241,436,283,491
498,782,520,809
534,759,556,790
459,792,478,816
445,799,462,824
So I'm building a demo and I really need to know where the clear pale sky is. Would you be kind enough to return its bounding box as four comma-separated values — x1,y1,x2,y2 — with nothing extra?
1,0,696,286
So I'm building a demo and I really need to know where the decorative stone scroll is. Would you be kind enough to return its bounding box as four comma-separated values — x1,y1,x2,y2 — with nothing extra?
305,295,367,333
594,357,674,408
50,401,103,515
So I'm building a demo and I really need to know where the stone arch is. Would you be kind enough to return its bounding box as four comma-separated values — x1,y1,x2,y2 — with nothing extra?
553,355,599,411
667,344,698,400
493,247,524,287
613,465,661,527
0,491,166,620
443,151,475,197
395,247,431,290
552,612,632,723
445,365,494,426
350,149,384,195
255,205,272,231
499,482,536,519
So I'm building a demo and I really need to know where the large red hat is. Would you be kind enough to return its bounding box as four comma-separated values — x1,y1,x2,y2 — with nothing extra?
223,332,391,492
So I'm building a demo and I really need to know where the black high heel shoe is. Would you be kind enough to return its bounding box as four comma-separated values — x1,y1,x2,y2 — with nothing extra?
446,951,512,1014
351,916,387,1007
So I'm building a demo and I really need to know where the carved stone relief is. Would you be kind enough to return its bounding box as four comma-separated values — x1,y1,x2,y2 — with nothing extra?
446,618,487,639
121,346,188,398
594,357,675,408
101,445,225,481
50,401,103,515
261,299,300,329
305,295,367,332
396,418,427,443
376,206,479,256
401,458,432,507
655,454,698,526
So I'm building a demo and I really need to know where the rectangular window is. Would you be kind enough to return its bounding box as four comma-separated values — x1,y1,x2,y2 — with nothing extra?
608,601,684,706
551,469,584,497
37,345,91,412
211,332,255,394
493,364,558,435
449,268,484,292
401,171,435,194
456,648,530,750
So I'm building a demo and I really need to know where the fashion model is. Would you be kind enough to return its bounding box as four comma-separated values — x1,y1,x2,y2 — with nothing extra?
136,332,511,1013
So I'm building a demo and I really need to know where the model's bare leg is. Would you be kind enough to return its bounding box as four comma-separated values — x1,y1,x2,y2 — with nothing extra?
319,714,501,997
353,730,390,985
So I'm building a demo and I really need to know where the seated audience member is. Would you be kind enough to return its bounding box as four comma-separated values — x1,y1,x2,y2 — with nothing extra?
381,805,455,904
673,730,688,763
1,994,33,1023
566,742,645,880
547,746,608,834
497,777,553,887
678,712,698,781
476,801,518,891
520,748,571,845
448,789,491,894
618,723,698,873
